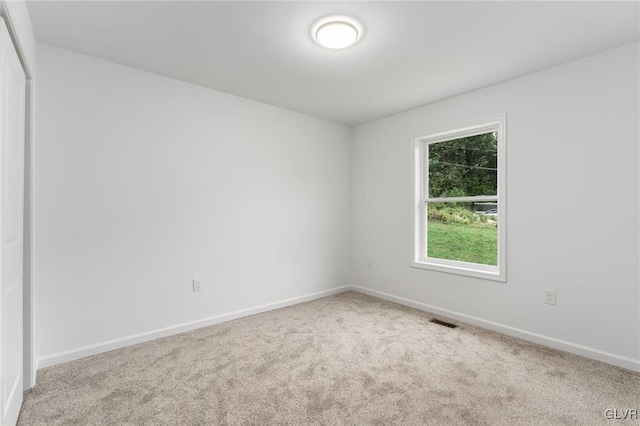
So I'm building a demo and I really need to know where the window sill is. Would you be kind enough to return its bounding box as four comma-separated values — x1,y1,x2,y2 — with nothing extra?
411,260,506,283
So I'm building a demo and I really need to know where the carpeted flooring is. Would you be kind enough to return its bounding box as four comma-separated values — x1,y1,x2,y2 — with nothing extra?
18,291,640,425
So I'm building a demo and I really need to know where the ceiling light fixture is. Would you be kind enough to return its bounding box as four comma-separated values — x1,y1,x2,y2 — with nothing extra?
312,16,362,50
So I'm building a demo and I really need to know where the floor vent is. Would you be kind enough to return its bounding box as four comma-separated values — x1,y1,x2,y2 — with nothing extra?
429,318,458,328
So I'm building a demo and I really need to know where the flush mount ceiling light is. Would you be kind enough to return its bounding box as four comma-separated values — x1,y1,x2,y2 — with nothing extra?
312,16,362,49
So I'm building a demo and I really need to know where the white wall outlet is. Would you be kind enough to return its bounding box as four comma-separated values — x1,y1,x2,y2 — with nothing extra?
367,260,373,269
193,277,203,292
544,289,556,305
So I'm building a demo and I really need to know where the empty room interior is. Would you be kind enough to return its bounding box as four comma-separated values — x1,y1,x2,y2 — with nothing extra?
0,0,638,425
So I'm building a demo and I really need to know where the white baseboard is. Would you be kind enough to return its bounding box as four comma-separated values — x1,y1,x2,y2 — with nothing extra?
37,284,640,373
37,285,352,369
350,285,640,373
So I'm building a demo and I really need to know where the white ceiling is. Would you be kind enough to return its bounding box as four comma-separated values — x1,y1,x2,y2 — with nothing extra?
27,1,639,125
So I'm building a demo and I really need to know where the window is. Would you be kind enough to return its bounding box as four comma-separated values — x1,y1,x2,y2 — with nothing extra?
412,115,506,281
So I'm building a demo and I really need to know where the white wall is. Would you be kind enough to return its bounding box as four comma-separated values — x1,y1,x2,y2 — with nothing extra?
36,41,639,372
35,44,351,364
351,43,640,370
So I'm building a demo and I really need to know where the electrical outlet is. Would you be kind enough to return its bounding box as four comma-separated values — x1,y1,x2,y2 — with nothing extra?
544,289,556,305
193,277,203,292
367,260,373,269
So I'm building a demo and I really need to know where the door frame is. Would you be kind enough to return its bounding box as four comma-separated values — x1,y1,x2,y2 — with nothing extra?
0,1,36,390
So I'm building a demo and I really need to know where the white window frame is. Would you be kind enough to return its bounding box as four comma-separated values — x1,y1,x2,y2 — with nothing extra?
412,114,506,282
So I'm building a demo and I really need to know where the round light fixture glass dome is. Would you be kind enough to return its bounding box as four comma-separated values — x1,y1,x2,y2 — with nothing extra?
312,16,362,49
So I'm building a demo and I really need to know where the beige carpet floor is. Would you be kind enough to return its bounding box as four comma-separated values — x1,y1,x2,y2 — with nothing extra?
18,291,640,425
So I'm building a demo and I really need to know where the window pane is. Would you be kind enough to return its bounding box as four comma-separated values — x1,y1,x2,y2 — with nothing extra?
428,132,498,198
426,202,498,266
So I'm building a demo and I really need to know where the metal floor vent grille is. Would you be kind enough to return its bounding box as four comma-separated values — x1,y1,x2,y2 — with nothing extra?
429,318,458,328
